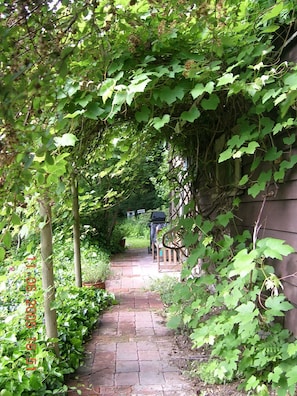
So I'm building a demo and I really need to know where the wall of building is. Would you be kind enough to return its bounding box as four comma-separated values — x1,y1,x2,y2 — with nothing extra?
235,157,297,335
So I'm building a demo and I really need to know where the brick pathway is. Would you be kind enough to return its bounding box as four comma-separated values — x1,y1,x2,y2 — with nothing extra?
67,248,196,396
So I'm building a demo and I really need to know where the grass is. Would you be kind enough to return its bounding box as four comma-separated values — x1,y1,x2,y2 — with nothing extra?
125,236,150,249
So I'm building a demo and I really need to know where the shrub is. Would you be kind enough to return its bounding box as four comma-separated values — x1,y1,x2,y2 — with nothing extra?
119,214,151,239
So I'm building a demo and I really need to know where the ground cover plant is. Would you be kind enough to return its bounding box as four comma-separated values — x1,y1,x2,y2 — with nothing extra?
0,238,115,395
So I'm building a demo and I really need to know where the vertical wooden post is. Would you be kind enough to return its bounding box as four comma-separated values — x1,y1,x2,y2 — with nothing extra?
39,197,59,357
71,171,82,287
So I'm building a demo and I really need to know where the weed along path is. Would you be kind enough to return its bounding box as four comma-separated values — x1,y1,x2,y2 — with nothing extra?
67,248,196,396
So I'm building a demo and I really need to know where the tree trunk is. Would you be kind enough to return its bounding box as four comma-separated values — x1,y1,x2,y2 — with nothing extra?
71,172,82,287
39,197,59,356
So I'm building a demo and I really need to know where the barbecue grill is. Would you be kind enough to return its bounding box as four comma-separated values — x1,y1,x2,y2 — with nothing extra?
148,211,166,254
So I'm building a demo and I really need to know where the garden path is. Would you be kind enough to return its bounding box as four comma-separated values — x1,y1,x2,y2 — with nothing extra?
66,247,196,396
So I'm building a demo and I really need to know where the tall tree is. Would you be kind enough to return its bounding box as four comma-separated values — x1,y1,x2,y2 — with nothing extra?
39,196,59,356
71,169,82,287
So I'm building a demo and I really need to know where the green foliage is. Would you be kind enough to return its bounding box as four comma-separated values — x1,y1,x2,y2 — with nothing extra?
119,214,151,239
55,286,115,368
166,212,297,395
125,236,150,249
2,1,297,395
109,222,127,254
188,358,233,385
74,131,168,253
149,275,179,306
80,245,111,282
0,239,115,395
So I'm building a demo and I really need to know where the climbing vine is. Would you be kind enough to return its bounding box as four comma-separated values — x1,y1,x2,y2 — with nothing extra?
166,207,297,395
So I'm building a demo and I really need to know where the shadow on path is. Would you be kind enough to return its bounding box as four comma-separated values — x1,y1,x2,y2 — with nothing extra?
67,248,196,396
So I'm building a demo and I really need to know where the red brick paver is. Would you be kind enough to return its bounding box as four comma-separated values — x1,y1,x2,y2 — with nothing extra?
67,248,196,396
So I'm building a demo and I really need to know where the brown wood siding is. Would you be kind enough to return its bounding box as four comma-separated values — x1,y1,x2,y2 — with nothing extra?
236,162,297,335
